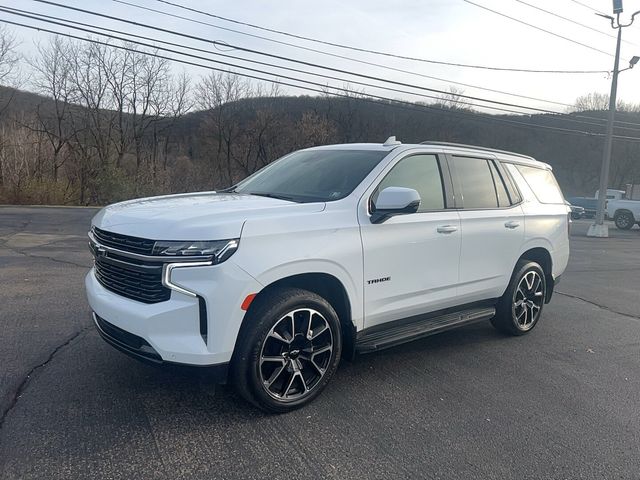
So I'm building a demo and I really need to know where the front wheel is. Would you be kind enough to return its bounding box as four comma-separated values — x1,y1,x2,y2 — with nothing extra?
614,211,634,230
231,287,342,413
491,260,546,336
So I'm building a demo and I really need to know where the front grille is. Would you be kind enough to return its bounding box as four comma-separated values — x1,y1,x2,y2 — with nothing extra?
93,227,155,255
93,254,170,304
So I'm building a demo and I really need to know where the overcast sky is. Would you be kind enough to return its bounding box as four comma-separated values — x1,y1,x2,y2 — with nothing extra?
2,0,640,115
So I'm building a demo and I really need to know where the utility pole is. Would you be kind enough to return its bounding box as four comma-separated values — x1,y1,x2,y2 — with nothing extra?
587,1,640,237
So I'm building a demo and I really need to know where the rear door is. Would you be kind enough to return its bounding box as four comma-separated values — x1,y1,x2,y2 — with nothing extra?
448,154,525,303
359,152,461,329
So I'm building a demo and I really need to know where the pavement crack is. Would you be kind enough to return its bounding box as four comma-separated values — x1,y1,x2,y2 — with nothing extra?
0,219,32,245
556,291,640,321
0,326,92,430
1,244,90,269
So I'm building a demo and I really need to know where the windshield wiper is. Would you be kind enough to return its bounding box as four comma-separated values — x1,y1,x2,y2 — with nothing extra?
246,192,298,202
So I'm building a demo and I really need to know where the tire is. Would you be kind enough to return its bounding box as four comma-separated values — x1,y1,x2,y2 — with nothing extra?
231,287,342,413
491,260,546,336
614,211,634,230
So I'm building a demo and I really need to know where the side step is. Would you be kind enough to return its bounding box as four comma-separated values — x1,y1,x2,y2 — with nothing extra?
355,307,496,353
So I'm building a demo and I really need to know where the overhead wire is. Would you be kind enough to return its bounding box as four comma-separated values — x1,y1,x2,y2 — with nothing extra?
4,15,640,143
112,0,590,109
463,0,617,58
0,7,533,116
567,0,606,16
34,0,603,76
7,5,640,133
17,2,636,127
151,0,611,73
515,0,636,46
122,0,640,129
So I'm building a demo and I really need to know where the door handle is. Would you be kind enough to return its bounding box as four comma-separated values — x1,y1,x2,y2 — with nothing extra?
504,220,520,229
437,225,458,234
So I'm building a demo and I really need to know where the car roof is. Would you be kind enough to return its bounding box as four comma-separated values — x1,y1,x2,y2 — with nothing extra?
306,141,550,169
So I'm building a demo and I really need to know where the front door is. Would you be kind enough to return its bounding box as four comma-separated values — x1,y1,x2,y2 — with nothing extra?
359,153,461,329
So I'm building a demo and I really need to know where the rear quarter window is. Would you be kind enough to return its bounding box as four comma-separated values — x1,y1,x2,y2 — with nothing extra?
515,165,565,204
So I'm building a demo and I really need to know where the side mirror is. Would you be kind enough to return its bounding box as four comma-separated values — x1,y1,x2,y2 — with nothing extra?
371,187,421,224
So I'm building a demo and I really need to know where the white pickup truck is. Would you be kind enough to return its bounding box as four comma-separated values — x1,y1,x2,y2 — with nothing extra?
606,186,640,230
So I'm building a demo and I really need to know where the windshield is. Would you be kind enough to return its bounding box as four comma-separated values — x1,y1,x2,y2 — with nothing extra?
231,149,389,203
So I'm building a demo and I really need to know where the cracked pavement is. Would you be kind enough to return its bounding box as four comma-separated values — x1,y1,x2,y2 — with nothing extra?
0,208,639,480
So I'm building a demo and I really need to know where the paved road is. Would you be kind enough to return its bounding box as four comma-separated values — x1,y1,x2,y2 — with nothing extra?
1,208,639,479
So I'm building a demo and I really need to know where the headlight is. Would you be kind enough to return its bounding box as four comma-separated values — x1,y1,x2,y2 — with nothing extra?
152,239,239,263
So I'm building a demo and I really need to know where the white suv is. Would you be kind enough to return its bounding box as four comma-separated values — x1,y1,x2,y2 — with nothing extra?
85,138,570,412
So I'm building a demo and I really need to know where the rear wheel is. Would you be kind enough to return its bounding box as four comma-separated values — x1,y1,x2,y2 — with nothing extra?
491,260,546,336
614,211,634,230
231,287,342,413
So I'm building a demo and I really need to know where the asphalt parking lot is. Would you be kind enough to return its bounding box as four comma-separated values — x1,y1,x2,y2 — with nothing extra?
1,206,639,480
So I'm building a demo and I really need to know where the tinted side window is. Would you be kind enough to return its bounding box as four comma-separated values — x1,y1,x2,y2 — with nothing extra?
451,156,499,209
373,154,445,211
516,165,565,204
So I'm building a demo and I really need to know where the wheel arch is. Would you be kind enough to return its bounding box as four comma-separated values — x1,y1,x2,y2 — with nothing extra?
517,246,554,303
614,208,635,220
239,272,357,361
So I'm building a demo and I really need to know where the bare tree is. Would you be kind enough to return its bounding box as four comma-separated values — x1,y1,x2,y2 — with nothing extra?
68,40,115,170
126,46,172,172
158,71,191,172
0,25,20,188
28,37,78,182
436,86,472,111
100,45,134,168
196,71,253,186
329,83,369,142
572,92,637,112
0,25,19,85
293,111,336,149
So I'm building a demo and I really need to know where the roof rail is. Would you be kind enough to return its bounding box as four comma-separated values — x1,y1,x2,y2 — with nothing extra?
419,141,534,160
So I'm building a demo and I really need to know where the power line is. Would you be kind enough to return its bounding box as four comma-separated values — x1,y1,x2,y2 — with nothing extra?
14,4,627,134
113,0,608,76
20,2,623,122
151,0,610,73
5,15,640,143
463,0,616,57
515,0,636,46
0,16,630,142
0,6,532,117
95,0,602,76
16,3,640,130
567,0,606,16
6,4,567,113
113,0,588,109
110,0,640,129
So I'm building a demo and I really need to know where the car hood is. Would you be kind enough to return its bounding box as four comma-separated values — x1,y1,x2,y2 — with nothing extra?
92,192,325,240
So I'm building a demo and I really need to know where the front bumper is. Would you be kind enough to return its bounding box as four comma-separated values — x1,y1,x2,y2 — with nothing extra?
85,260,263,367
94,313,229,382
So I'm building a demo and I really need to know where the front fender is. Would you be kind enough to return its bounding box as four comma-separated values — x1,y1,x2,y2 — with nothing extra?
252,260,363,329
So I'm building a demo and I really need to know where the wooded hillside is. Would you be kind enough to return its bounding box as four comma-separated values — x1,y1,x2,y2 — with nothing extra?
1,35,640,205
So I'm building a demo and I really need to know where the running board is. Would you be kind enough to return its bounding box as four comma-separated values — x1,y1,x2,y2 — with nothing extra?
355,307,496,353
